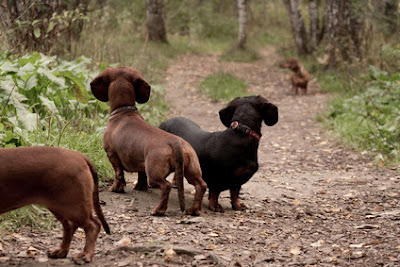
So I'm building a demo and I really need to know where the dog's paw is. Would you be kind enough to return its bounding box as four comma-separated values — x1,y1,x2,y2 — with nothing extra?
109,182,125,193
47,248,68,259
151,209,166,216
73,252,92,265
186,207,201,216
133,182,148,191
232,202,247,211
209,204,224,213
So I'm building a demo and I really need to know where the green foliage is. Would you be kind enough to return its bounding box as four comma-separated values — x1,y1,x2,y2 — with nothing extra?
0,52,170,231
323,67,400,165
0,205,57,233
199,72,248,102
221,46,261,63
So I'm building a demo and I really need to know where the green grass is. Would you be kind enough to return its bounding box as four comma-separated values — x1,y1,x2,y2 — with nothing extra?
220,46,261,63
0,205,57,235
199,72,248,102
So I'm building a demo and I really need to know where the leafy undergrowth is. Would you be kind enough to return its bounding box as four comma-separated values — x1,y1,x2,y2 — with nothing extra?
199,71,248,102
323,66,400,166
0,52,169,230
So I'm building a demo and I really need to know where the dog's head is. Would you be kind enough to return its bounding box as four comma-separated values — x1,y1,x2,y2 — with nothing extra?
280,58,300,71
219,95,278,129
90,67,151,104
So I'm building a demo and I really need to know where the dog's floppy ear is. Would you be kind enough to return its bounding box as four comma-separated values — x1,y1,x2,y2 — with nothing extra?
262,102,278,126
219,105,235,128
134,78,151,104
90,70,110,102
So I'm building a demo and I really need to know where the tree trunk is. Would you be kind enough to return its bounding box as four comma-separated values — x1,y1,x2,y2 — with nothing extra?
237,0,247,49
308,0,319,50
384,0,399,33
146,0,168,43
283,0,308,54
324,0,364,67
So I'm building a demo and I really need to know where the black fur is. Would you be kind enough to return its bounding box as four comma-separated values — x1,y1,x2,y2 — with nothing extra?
159,95,278,211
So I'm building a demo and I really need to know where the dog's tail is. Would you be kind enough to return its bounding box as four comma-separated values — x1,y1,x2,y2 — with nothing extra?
86,157,111,234
171,141,185,212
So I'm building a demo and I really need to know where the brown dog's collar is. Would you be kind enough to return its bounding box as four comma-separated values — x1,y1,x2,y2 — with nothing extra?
110,106,138,116
230,121,261,141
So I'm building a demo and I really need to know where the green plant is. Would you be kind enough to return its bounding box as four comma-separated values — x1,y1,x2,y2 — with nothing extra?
220,46,261,63
0,205,57,234
323,66,400,165
199,72,248,102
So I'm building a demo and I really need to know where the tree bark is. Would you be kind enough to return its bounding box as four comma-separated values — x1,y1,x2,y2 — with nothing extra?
308,0,319,50
324,0,364,67
237,0,247,49
283,0,308,54
146,0,168,43
384,0,399,33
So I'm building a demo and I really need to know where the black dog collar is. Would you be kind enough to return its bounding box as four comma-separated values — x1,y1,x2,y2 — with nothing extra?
230,121,261,141
110,106,138,116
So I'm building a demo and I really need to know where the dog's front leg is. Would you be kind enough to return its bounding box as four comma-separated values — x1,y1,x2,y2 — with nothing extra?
208,190,224,212
230,187,247,211
134,172,149,190
107,151,126,193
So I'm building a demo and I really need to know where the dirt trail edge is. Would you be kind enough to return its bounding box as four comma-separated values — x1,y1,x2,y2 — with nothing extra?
3,47,400,267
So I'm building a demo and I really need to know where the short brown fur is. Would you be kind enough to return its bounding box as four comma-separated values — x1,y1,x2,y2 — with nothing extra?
0,147,110,264
280,58,311,95
90,67,207,216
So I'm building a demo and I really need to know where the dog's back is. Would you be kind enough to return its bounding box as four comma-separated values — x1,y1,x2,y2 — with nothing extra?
0,147,92,213
0,146,109,263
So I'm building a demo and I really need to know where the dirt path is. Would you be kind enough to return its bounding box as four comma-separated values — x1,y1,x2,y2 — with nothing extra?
2,47,400,266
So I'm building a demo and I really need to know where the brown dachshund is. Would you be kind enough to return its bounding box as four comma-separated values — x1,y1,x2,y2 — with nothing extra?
280,58,310,94
0,147,110,264
90,67,207,216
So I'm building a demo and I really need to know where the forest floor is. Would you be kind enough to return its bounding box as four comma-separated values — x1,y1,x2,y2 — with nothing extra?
2,47,400,266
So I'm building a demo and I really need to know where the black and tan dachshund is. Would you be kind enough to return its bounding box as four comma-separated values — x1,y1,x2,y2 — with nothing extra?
160,95,278,212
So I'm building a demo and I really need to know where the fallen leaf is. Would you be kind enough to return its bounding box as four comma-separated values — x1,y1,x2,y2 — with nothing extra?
157,227,166,233
310,240,325,248
164,248,176,262
290,243,301,255
292,199,301,206
350,243,364,248
209,233,219,237
209,243,217,250
114,236,131,247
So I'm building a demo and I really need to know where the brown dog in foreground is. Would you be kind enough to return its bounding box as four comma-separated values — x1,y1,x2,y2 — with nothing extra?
90,67,207,216
280,58,310,94
0,147,110,264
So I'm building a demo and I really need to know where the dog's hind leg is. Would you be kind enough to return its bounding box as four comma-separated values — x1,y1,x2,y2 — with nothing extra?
107,151,126,193
73,215,101,264
146,155,172,216
47,211,77,259
230,187,247,211
184,166,207,216
209,190,224,212
134,172,148,191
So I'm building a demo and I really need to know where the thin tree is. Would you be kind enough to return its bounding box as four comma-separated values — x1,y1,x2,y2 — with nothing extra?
146,0,168,43
283,0,308,54
237,0,248,49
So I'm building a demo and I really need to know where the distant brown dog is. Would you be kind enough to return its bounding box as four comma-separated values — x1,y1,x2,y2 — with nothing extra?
280,58,310,94
90,67,207,216
0,147,110,264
